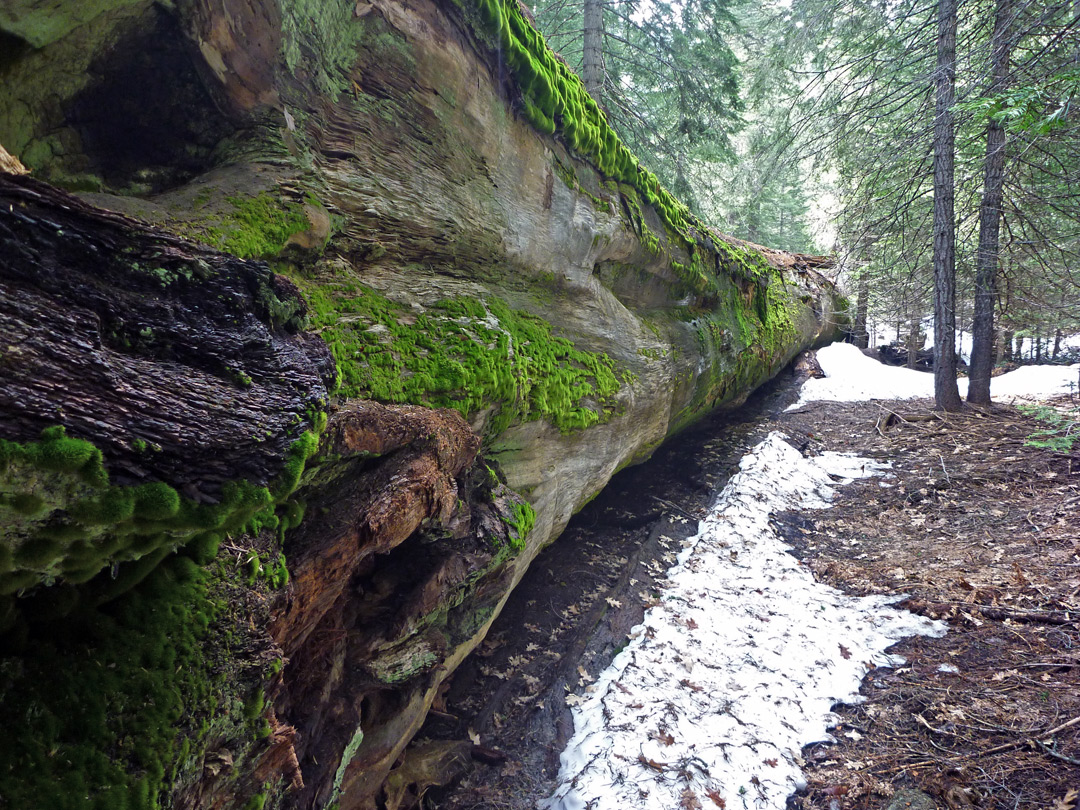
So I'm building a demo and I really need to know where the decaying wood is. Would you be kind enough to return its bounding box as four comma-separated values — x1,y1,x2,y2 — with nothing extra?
268,400,526,810
0,174,335,493
0,143,28,175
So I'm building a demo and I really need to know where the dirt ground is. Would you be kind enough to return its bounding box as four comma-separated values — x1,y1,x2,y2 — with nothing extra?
417,364,1080,810
779,397,1080,810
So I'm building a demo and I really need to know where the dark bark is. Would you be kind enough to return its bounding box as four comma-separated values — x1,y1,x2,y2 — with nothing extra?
1053,328,1063,360
1003,329,1014,360
0,174,335,495
968,0,1015,404
932,0,963,411
853,271,870,349
907,314,920,369
582,0,604,99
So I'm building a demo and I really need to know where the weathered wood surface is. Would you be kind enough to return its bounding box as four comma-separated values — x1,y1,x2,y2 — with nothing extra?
0,174,335,494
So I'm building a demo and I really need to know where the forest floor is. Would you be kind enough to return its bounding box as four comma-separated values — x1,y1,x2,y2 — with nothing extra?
779,397,1080,810
422,366,1080,810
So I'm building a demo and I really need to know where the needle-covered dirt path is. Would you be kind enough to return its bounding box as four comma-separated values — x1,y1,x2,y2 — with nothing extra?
419,356,1080,810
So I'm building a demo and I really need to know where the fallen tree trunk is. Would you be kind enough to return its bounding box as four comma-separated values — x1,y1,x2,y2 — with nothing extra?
0,0,846,807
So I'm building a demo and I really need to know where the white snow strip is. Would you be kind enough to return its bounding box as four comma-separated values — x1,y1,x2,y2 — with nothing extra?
787,342,1080,411
543,433,946,810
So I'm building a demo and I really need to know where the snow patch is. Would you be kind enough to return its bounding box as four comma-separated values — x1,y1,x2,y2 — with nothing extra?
543,433,945,810
787,342,1080,411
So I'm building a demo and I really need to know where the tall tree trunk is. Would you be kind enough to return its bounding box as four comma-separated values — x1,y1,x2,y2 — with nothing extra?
1015,332,1024,361
582,0,605,100
1002,329,1014,361
1053,328,1063,360
932,0,963,410
854,269,870,349
1035,325,1042,362
968,0,1015,404
907,313,920,369
746,194,762,244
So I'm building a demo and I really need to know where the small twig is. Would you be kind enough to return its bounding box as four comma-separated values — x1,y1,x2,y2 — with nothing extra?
1035,740,1080,766
979,715,1080,757
1016,661,1080,670
977,606,1074,626
651,496,697,522
939,455,951,485
1045,715,1080,736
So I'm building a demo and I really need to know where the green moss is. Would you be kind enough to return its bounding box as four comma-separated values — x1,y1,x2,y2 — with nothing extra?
217,193,310,259
0,420,323,598
288,267,624,437
503,500,535,552
167,191,310,260
0,557,216,809
132,482,181,521
31,433,98,473
243,688,266,722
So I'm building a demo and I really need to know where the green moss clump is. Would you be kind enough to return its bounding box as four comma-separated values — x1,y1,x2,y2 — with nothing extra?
289,268,624,436
212,193,309,259
0,420,323,598
0,557,217,810
171,191,311,260
132,482,181,521
503,500,535,552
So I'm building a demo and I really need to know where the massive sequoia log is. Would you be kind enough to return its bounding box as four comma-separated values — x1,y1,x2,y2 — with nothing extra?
0,1,847,808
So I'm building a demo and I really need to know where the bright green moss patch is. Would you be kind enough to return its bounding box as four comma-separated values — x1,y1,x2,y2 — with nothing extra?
245,551,290,589
453,0,696,242
0,557,214,810
169,191,311,260
503,500,535,552
0,424,322,599
290,269,623,436
215,193,309,259
0,544,286,810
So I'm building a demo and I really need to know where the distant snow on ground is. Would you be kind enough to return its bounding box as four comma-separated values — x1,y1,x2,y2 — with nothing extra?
787,342,1080,411
989,362,1080,399
542,434,946,810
